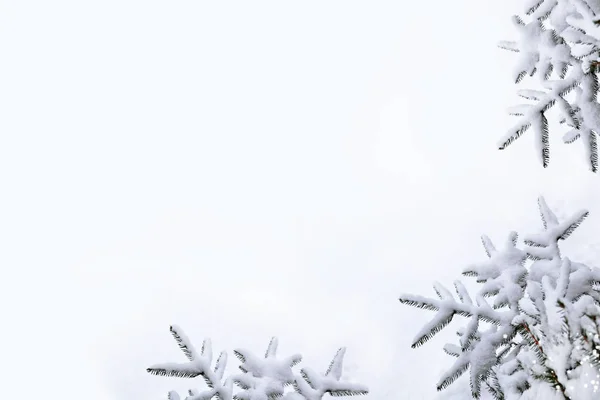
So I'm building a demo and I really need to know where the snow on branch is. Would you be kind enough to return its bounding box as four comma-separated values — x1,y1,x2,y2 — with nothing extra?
499,0,600,171
294,348,369,399
399,196,600,398
147,326,368,400
231,337,300,399
147,325,232,399
399,280,510,349
523,196,589,261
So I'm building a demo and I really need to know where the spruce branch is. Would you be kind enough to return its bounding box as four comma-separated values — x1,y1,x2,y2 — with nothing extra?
293,348,369,399
146,326,368,400
400,196,600,398
499,0,600,171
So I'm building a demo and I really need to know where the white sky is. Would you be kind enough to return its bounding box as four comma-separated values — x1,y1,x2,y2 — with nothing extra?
1,1,600,399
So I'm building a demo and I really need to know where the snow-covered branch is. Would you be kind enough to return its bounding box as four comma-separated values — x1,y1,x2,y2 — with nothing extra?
147,326,368,400
399,196,600,399
499,0,600,171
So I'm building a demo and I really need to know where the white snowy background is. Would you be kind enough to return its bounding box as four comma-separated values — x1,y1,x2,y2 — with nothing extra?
1,1,600,399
